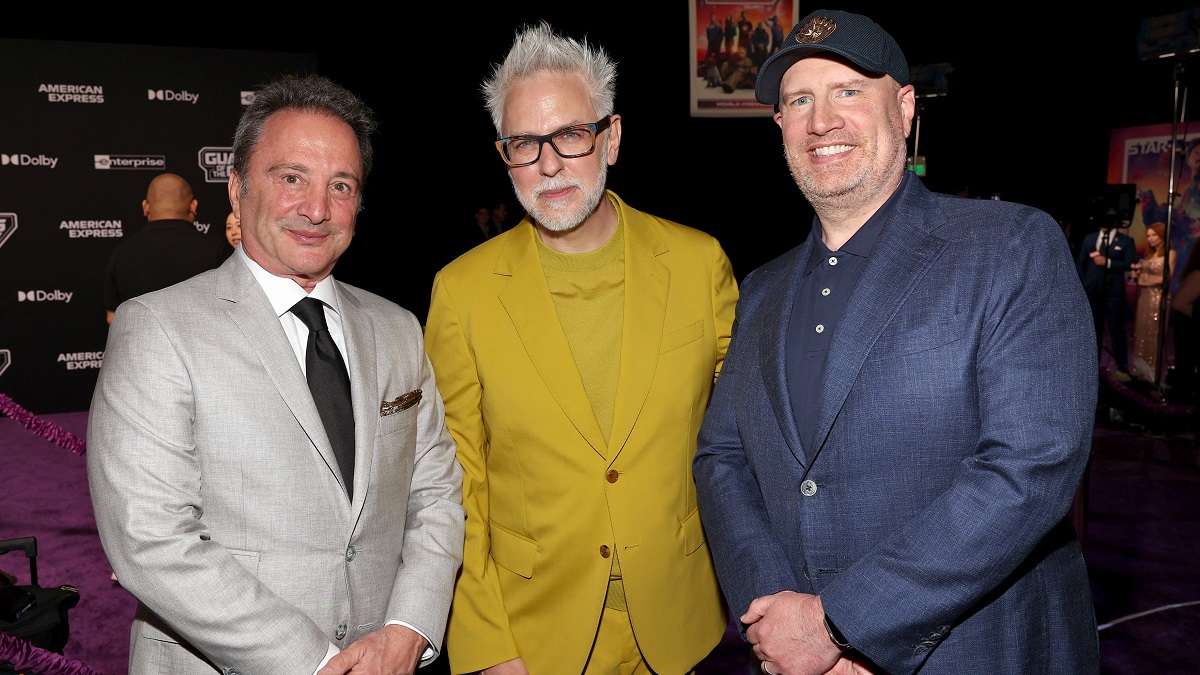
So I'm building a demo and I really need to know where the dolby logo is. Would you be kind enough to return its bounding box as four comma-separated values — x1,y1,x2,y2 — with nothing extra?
148,89,199,104
2,153,58,168
18,289,73,303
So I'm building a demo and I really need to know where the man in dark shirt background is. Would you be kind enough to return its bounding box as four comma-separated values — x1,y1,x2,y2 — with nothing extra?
489,200,510,237
103,172,229,324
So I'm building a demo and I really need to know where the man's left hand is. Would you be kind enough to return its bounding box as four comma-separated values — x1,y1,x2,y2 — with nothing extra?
742,591,843,675
318,624,426,675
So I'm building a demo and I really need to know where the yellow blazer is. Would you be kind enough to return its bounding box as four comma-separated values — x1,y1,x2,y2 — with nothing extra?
426,191,738,675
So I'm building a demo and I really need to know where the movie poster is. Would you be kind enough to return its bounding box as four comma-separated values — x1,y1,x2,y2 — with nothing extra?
688,1,801,117
1108,122,1200,290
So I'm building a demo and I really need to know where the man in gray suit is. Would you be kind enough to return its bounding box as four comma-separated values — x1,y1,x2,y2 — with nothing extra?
693,9,1100,675
87,74,464,675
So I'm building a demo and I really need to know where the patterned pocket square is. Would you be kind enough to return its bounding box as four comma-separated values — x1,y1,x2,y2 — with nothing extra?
381,389,422,416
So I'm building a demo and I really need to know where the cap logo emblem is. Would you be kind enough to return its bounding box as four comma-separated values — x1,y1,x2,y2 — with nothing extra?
795,16,836,44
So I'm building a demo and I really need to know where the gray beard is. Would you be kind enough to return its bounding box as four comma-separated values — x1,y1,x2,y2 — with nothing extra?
513,143,610,233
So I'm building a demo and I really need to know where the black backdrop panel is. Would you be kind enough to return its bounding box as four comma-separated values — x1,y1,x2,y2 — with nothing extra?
0,39,317,414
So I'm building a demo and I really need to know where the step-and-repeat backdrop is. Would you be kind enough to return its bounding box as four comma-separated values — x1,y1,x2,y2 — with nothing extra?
0,39,317,414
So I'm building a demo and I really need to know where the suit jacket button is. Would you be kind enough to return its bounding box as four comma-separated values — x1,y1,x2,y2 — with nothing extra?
801,479,818,496
606,469,619,483
599,544,611,558
346,545,356,561
335,623,347,640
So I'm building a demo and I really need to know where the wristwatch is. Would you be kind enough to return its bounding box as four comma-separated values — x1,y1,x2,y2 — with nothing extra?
824,614,853,652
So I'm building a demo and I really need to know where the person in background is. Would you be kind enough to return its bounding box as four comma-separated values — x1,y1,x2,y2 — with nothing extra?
489,200,510,237
1130,221,1177,385
1140,137,1200,289
225,210,242,249
474,206,492,239
88,73,464,675
424,21,739,675
692,9,1100,675
102,172,227,324
1077,221,1138,382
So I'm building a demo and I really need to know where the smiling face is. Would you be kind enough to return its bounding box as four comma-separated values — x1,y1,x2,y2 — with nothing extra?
229,109,363,291
224,211,242,247
501,71,619,234
773,55,914,218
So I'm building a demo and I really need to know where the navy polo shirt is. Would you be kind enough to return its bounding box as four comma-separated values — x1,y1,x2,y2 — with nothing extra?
786,172,910,449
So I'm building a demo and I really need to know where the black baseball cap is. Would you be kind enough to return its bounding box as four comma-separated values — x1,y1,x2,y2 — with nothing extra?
755,9,910,105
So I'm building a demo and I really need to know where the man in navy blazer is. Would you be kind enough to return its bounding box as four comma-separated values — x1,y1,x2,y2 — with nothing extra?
693,9,1100,675
1076,223,1138,382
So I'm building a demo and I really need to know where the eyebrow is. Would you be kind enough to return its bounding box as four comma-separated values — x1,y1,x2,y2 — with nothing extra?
503,121,593,137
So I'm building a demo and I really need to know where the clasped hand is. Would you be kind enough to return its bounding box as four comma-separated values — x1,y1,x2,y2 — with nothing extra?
742,591,872,675
317,624,426,675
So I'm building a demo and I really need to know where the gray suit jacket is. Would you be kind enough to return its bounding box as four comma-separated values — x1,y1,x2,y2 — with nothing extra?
694,176,1100,674
88,253,464,675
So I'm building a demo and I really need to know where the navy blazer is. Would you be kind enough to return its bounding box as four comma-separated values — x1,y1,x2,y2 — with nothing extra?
694,176,1100,674
1076,228,1137,296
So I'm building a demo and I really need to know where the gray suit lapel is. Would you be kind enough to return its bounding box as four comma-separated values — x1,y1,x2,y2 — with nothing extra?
336,284,376,513
216,258,349,496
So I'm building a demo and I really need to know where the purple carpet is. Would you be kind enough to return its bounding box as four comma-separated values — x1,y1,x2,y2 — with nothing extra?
1,404,1196,675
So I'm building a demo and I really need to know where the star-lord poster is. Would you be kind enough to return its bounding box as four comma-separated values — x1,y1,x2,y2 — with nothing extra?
689,1,800,117
1108,121,1200,290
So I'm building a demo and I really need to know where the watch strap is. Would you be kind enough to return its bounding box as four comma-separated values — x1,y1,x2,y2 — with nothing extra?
824,613,853,651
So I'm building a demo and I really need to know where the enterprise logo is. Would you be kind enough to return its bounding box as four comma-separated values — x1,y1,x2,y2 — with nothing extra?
2,153,58,168
0,349,9,378
0,213,17,250
18,289,73,303
198,146,233,183
148,89,200,104
94,155,165,170
240,91,255,106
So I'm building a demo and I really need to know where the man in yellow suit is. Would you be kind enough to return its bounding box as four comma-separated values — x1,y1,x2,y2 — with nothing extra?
424,21,739,675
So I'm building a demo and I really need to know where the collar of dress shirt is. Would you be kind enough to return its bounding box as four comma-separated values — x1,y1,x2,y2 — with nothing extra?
235,244,342,320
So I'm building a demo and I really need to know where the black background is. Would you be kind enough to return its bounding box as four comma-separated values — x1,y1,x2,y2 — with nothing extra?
11,4,1200,319
4,4,1200,413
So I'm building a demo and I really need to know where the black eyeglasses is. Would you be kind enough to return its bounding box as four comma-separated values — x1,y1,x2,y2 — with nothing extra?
494,116,613,168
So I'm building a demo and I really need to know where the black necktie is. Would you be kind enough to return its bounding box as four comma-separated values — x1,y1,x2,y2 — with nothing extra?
290,297,355,500
1099,230,1110,257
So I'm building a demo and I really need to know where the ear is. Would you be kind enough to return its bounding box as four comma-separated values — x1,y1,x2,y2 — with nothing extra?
227,171,242,217
189,199,198,216
605,114,623,166
142,199,150,217
899,84,917,139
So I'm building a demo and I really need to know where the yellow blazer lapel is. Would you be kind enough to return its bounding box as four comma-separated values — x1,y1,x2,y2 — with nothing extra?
498,227,609,455
608,205,668,456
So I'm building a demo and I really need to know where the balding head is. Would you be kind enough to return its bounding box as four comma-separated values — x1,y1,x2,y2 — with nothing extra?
143,173,197,222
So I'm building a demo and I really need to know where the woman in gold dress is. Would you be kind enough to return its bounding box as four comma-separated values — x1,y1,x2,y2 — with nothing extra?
1131,222,1177,383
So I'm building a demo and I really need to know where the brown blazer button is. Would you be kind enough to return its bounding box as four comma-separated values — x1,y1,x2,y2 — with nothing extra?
606,469,619,483
600,545,611,558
